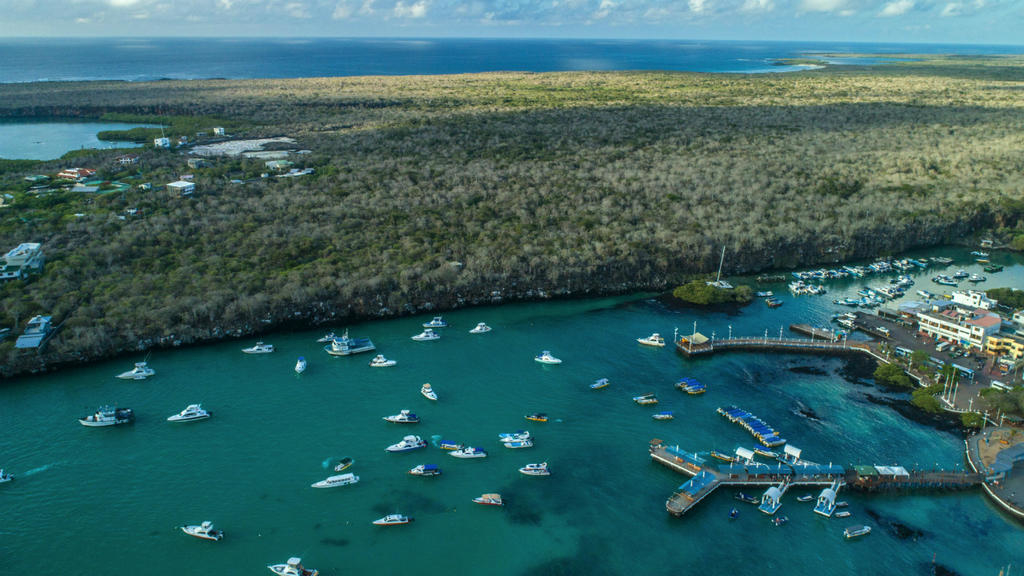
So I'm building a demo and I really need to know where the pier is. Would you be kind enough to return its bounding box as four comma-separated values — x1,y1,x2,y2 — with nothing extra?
675,332,872,358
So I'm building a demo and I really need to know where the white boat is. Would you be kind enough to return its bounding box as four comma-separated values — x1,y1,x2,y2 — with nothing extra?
324,330,376,356
473,493,503,506
181,520,223,541
311,472,359,488
844,525,871,539
334,457,354,472
408,464,441,476
268,557,318,576
420,383,437,401
316,332,336,343
504,439,533,449
411,328,440,341
295,357,307,373
116,361,155,380
835,510,852,518
242,342,274,354
637,333,666,347
450,446,487,458
373,514,413,526
369,354,397,367
0,469,12,483
386,435,427,452
167,403,210,422
498,430,530,442
590,378,610,390
519,462,550,476
652,411,674,420
383,409,420,423
535,350,561,364
469,322,492,334
423,316,448,328
968,273,986,283
79,406,134,427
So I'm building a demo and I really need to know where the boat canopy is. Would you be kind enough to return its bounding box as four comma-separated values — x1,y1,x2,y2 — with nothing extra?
873,465,909,477
783,445,802,460
735,447,755,461
763,486,782,501
790,463,846,476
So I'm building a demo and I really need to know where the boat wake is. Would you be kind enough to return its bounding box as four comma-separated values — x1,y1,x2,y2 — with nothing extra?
322,458,333,469
23,461,61,476
430,435,443,447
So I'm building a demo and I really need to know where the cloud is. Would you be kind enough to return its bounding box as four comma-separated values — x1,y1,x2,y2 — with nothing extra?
940,1,960,14
393,0,427,18
741,0,774,12
593,0,615,19
332,1,353,18
108,0,141,6
799,0,845,12
285,2,310,17
689,0,708,13
879,0,913,15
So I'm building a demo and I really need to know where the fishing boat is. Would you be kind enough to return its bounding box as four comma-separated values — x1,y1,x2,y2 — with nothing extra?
633,393,658,405
844,525,872,539
519,462,550,476
181,521,223,541
334,457,354,472
637,333,666,347
835,510,852,518
535,350,562,364
324,331,376,356
735,492,760,505
79,406,134,427
652,411,674,420
796,494,814,502
423,316,448,328
473,493,503,506
729,508,739,520
369,354,397,367
438,440,463,451
373,514,413,526
116,361,155,380
524,413,548,422
469,322,492,334
267,557,318,576
409,464,441,476
383,409,420,424
420,383,438,401
932,275,958,286
294,357,307,374
0,469,12,484
450,447,487,458
498,430,530,442
242,342,274,354
386,435,427,452
411,328,440,342
590,378,610,390
311,472,359,488
503,439,533,449
166,403,210,422
710,450,735,462
316,332,336,343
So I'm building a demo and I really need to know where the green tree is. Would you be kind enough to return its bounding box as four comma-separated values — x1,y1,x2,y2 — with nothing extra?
874,362,913,388
962,412,985,429
911,389,942,413
911,350,930,370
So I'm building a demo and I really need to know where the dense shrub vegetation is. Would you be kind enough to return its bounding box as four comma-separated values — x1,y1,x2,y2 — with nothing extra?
671,281,753,306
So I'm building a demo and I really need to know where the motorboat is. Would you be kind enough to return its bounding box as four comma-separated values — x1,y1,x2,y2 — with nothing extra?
294,357,307,374
268,557,318,576
423,316,448,328
710,450,735,462
632,393,658,405
519,462,550,476
181,521,223,541
116,361,155,380
311,472,359,488
524,413,548,422
535,350,562,364
242,342,274,354
953,269,969,279
796,494,814,502
971,251,989,257
334,457,354,472
167,404,210,422
729,508,739,520
753,447,778,459
411,328,440,342
498,430,530,442
469,322,492,334
968,273,986,283
637,333,666,347
0,469,12,483
324,330,375,356
383,409,420,424
386,435,427,452
316,332,336,343
844,525,872,539
450,447,487,458
835,510,852,518
373,514,413,526
473,493,503,506
735,492,760,505
438,440,463,451
590,378,610,390
369,354,397,367
503,439,533,449
765,297,784,308
420,383,438,401
79,406,134,427
652,411,674,421
409,464,441,476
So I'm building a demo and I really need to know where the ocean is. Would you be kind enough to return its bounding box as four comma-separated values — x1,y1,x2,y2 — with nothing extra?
0,38,1020,83
2,245,1022,575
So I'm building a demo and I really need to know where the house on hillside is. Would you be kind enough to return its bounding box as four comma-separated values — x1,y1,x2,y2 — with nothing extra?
0,242,44,281
213,127,226,136
15,315,54,349
115,154,139,166
167,180,196,196
187,158,209,169
154,137,171,148
265,160,295,171
56,168,96,181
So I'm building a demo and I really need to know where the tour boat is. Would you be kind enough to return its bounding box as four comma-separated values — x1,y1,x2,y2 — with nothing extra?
637,333,666,347
420,383,438,401
369,354,397,367
844,525,872,539
242,342,274,354
469,322,492,334
652,411,674,420
710,450,735,462
796,494,814,502
633,393,658,405
423,316,448,328
268,557,318,576
116,361,155,380
450,446,487,458
409,464,441,476
386,435,427,452
167,403,210,422
316,332,336,343
503,439,533,449
524,413,548,422
438,440,463,451
473,493,503,506
835,510,852,518
519,462,550,476
735,492,760,504
334,457,354,472
324,331,376,356
79,406,134,427
411,328,440,342
294,356,306,374
0,469,12,484
373,514,413,526
311,472,359,488
498,430,530,442
383,409,420,424
534,350,562,364
181,521,223,541
590,378,610,390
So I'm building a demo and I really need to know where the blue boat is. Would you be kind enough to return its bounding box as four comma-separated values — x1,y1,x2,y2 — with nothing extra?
439,440,463,451
590,378,610,390
729,508,739,519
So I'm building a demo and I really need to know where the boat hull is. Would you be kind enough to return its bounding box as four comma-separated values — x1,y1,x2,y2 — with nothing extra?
181,526,223,541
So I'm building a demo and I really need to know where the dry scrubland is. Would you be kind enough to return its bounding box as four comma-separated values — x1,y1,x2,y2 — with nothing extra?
0,56,1023,374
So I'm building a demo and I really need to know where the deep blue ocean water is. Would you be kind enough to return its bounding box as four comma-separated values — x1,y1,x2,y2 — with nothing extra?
0,38,1020,83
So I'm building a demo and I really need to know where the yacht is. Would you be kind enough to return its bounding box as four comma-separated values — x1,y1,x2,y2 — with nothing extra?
373,514,413,526
116,361,155,380
408,464,441,477
79,406,134,427
534,350,562,364
181,521,223,541
844,525,872,539
503,439,533,449
311,472,359,488
316,332,336,343
524,413,548,422
383,409,420,424
449,446,487,458
473,493,503,506
369,354,397,367
268,557,318,576
386,435,427,452
334,457,354,472
423,316,448,328
652,411,674,421
519,462,550,476
324,330,376,356
411,328,440,342
294,356,307,374
0,469,12,483
420,383,438,401
636,333,666,347
242,342,274,354
590,378,610,390
167,404,211,422
498,430,530,442
469,322,492,334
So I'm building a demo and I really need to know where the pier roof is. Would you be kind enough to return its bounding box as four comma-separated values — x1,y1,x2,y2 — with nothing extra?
679,471,717,496
790,463,846,476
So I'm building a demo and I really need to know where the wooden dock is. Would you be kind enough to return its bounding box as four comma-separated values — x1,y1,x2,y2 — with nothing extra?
675,335,871,358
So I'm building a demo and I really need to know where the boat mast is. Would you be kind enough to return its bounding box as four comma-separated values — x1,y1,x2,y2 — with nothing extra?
716,246,726,284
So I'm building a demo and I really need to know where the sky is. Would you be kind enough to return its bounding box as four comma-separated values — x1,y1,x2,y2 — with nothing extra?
2,0,1022,44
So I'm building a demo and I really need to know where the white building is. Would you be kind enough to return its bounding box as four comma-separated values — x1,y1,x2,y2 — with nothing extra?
951,289,997,310
213,127,225,136
0,243,45,281
1014,310,1024,326
167,180,196,196
917,307,1002,350
154,137,171,148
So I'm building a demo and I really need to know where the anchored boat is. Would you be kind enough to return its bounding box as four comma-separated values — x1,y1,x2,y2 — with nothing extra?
324,330,376,356
116,361,155,380
242,342,274,354
373,514,413,526
311,472,359,488
637,333,666,347
267,557,318,576
181,521,223,541
79,406,134,427
473,493,503,506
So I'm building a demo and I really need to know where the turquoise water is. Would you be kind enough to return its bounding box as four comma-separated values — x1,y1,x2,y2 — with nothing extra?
2,247,1023,575
0,121,157,160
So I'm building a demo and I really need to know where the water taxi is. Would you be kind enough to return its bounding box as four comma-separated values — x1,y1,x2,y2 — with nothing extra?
590,378,610,390
503,439,533,449
473,493,503,506
324,331,376,356
268,557,318,576
710,450,735,462
79,406,134,427
519,462,550,476
438,440,463,451
167,404,210,423
242,342,274,354
409,464,441,477
524,413,548,422
334,457,354,472
469,322,492,334
294,357,306,374
632,393,658,405
311,472,359,488
450,446,487,458
420,383,438,401
369,354,397,367
844,525,871,539
652,411,674,420
637,333,666,347
423,316,447,328
411,328,440,341
386,435,427,452
181,521,223,541
383,409,420,424
535,350,562,364
373,514,413,526
116,361,155,380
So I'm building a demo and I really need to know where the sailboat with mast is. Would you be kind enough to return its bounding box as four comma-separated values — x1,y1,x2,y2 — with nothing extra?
706,246,733,289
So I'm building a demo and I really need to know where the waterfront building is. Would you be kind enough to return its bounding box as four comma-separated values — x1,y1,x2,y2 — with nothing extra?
0,242,44,281
952,289,997,310
917,307,1001,350
167,180,196,196
987,335,1024,361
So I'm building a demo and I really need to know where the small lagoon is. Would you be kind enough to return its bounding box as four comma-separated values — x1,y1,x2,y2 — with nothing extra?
0,121,157,160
